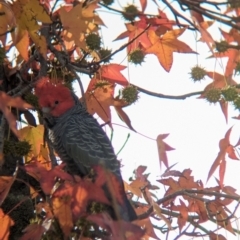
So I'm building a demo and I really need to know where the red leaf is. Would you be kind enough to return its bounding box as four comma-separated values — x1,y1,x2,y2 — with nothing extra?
140,0,147,12
98,64,128,86
114,105,135,131
156,134,175,168
219,159,226,189
207,128,231,182
24,161,73,195
87,213,145,239
20,223,46,240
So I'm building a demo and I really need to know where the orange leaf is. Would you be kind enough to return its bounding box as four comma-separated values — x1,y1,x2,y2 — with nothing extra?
85,83,115,125
0,172,17,206
134,206,160,240
140,0,147,12
209,232,227,240
156,134,175,168
24,161,73,194
146,29,196,72
0,92,32,137
87,213,145,239
0,208,14,240
114,17,152,52
219,159,226,189
114,104,136,131
52,196,73,237
207,128,231,182
52,174,109,222
98,64,128,86
20,223,46,240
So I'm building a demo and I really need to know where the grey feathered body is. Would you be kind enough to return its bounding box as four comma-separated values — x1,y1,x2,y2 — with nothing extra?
44,94,137,221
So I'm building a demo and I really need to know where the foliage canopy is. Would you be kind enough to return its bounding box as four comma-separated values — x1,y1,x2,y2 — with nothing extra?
1,0,240,239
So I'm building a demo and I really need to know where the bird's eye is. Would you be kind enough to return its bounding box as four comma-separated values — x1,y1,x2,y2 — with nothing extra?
55,100,59,105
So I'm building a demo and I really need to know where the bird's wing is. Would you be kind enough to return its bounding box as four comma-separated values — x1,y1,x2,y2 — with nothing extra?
60,112,120,176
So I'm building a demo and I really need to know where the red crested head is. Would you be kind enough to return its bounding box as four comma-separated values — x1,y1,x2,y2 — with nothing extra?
35,82,75,117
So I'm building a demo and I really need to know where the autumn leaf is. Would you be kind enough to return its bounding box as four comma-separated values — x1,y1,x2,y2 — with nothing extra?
209,232,227,240
172,199,188,231
114,98,136,131
197,21,215,51
134,206,160,240
97,64,128,86
19,125,44,159
52,196,73,237
52,174,109,222
146,28,196,72
201,72,238,121
124,179,148,198
11,0,51,59
0,1,16,46
152,201,172,230
0,208,14,240
134,165,148,181
20,223,46,240
87,213,145,240
156,134,175,168
85,82,135,130
0,91,32,137
207,127,232,182
58,2,103,50
0,165,17,206
115,16,152,52
24,161,73,195
140,0,147,12
85,83,115,125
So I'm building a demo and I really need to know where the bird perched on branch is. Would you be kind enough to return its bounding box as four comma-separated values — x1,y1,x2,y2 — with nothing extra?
35,82,137,222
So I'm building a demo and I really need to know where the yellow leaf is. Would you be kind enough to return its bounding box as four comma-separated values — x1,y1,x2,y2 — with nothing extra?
52,197,73,238
11,0,50,59
0,2,15,45
146,29,196,72
152,202,172,230
19,125,44,159
37,144,51,170
15,29,29,61
25,0,51,23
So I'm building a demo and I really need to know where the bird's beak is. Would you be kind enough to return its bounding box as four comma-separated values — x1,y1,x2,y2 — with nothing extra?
42,107,51,113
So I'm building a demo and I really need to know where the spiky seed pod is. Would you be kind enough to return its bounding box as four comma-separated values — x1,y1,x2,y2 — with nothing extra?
3,140,31,156
15,141,32,156
222,87,238,102
89,201,105,213
122,85,139,104
24,93,39,109
98,48,112,63
102,0,114,6
129,49,145,65
122,5,139,21
86,33,101,50
3,140,16,156
215,41,229,53
94,80,111,89
234,97,240,110
190,65,206,81
229,0,240,8
0,47,6,63
205,88,221,103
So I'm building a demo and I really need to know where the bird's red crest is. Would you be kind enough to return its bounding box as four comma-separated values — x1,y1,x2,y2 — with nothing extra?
35,80,75,117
